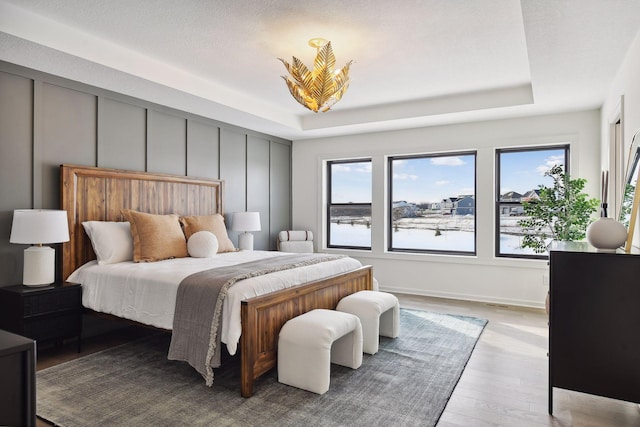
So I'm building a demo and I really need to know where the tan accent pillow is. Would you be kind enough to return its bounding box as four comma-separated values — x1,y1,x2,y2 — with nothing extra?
179,214,236,253
121,210,188,262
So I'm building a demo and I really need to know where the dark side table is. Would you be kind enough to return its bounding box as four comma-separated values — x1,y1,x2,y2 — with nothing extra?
0,282,82,352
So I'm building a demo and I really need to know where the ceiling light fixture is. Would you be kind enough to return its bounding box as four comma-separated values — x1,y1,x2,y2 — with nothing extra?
279,38,353,113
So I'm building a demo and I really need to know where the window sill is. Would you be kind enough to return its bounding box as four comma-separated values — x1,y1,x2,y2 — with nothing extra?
322,247,549,270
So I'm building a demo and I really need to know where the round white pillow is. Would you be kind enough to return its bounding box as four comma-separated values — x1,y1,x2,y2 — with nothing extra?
187,231,219,258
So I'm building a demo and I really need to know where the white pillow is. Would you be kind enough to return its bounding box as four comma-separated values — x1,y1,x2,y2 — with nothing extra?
187,231,219,258
82,221,133,265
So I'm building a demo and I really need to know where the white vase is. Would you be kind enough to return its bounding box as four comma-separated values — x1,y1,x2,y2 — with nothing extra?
586,217,627,251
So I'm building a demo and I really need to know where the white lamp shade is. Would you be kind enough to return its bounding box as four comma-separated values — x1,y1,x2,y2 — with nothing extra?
10,209,70,244
231,212,261,232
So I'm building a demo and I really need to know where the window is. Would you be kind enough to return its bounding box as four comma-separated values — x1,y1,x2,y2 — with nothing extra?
496,145,569,258
327,159,372,249
388,152,476,255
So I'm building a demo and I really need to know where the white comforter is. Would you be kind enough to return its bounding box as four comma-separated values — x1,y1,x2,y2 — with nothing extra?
67,251,363,355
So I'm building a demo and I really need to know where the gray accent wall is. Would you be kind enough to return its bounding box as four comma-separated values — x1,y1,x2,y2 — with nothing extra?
270,141,292,246
0,62,292,286
247,135,272,251
98,98,147,170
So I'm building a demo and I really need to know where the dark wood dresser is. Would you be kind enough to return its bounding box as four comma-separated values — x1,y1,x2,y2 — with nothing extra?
0,329,36,427
0,282,82,352
548,241,640,414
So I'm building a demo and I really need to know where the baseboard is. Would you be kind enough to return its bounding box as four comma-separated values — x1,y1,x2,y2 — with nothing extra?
378,285,546,310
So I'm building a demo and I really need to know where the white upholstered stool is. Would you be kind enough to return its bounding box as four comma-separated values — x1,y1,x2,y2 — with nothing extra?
278,309,363,394
336,290,400,355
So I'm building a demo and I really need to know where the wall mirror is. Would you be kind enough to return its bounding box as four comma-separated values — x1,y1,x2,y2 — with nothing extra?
619,128,640,251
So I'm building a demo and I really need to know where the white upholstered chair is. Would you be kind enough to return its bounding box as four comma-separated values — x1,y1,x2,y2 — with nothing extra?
277,230,314,253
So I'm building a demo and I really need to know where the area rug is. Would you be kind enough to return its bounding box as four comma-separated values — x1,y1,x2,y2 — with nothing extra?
37,309,487,427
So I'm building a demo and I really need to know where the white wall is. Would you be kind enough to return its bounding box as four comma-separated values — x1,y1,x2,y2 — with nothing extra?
292,111,601,308
601,29,640,250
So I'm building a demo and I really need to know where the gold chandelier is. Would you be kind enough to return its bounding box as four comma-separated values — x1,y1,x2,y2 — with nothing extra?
279,38,353,113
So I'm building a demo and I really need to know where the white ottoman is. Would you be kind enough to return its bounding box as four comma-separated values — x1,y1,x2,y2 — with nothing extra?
336,290,399,355
278,309,363,394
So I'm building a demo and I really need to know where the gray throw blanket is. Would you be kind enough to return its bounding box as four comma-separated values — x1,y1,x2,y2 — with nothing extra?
167,253,345,386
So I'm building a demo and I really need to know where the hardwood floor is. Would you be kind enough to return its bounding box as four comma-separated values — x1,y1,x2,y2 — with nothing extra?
35,294,640,427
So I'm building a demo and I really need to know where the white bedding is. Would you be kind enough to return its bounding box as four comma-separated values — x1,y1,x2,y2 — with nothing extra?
67,250,363,355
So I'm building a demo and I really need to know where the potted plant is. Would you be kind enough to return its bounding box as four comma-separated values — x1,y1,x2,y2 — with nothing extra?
518,165,599,253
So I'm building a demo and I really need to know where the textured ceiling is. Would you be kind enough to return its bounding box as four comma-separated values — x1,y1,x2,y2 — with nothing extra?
1,0,640,140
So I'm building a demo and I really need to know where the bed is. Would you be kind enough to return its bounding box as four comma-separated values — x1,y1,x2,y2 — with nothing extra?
59,164,373,397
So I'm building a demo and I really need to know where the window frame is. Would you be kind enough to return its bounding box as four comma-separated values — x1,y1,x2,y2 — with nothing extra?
387,151,477,256
326,158,372,250
495,144,570,259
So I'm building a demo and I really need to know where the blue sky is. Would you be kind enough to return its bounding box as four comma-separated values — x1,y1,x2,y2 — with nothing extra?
331,161,372,203
499,148,565,196
331,148,566,204
392,155,475,203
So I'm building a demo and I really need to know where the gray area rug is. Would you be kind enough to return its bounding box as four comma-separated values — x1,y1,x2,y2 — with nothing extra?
37,309,487,427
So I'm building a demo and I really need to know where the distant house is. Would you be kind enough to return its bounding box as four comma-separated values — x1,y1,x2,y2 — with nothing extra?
454,196,475,215
498,190,538,216
440,197,458,215
500,191,522,202
521,190,540,202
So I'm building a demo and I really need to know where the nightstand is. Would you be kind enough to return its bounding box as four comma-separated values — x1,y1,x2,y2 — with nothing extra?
0,282,82,352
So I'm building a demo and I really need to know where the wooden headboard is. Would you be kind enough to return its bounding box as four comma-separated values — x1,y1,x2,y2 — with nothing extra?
60,164,223,280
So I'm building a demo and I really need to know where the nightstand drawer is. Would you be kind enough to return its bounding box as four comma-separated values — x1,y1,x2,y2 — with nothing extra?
23,312,80,342
23,288,81,316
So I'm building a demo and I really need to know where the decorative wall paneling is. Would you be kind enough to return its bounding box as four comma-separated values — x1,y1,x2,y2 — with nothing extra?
147,110,187,176
247,135,271,251
0,62,291,286
270,141,292,249
220,128,248,231
0,72,32,285
97,97,147,171
186,120,220,180
37,82,97,209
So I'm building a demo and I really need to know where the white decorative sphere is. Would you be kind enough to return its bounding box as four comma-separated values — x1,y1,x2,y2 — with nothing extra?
586,218,627,251
187,231,219,258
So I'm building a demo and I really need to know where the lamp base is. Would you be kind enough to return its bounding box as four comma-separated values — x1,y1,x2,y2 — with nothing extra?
238,232,254,251
23,245,55,286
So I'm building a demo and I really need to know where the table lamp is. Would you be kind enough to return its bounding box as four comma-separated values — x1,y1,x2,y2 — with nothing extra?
10,209,70,286
232,212,261,251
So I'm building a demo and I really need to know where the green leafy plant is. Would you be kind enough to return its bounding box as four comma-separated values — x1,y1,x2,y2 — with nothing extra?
518,165,599,253
619,181,636,226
